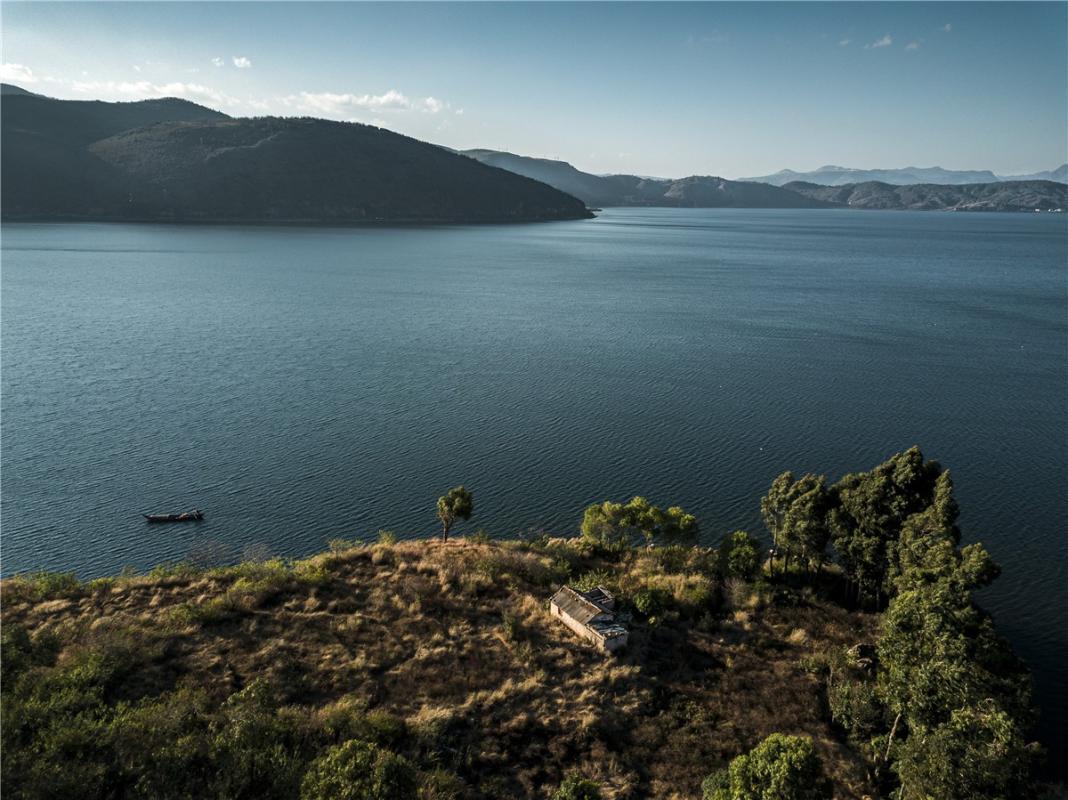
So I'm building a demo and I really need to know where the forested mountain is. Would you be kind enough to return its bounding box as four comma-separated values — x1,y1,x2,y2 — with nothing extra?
461,149,835,208
1,87,590,223
783,179,1068,211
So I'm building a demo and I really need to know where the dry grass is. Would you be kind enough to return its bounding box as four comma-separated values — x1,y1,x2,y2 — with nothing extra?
2,539,877,799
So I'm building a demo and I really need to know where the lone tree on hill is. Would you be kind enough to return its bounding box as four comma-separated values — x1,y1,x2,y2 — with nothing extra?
436,486,473,542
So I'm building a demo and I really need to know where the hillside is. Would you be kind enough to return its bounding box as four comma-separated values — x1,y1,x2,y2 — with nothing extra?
0,447,1044,799
1,88,591,223
1,88,228,219
1,538,877,799
783,179,1068,211
461,149,834,208
743,164,1068,186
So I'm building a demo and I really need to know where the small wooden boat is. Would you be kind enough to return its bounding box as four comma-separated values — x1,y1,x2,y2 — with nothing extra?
143,509,204,523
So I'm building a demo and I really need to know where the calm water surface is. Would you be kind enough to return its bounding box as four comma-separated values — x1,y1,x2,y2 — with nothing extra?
3,209,1066,759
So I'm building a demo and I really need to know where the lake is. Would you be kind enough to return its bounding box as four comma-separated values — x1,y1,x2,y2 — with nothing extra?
2,208,1066,759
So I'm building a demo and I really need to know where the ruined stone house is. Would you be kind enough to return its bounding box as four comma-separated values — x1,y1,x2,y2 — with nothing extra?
548,585,628,652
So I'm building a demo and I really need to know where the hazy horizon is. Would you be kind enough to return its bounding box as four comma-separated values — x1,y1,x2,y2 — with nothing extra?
2,1,1066,179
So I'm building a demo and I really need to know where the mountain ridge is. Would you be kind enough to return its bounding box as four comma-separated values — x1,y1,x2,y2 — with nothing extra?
1,87,591,224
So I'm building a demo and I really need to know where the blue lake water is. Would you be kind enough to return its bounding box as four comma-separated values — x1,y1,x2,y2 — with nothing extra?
2,209,1066,759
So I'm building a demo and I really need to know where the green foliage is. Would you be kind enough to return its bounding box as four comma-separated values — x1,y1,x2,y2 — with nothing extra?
828,677,885,741
703,733,831,800
719,530,761,581
300,739,417,800
828,446,947,606
580,496,698,549
893,703,1035,800
551,772,603,800
632,586,670,617
572,569,615,593
436,486,473,542
2,571,82,603
761,472,831,573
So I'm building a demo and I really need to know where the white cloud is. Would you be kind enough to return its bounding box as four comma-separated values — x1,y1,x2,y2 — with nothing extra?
942,23,952,33
287,89,449,118
133,64,142,73
1,63,37,83
232,56,251,69
212,57,225,67
905,41,921,51
838,38,851,47
71,79,240,108
865,34,893,49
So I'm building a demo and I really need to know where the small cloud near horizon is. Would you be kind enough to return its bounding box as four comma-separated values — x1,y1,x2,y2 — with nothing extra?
865,34,893,49
1,62,37,83
211,57,224,67
905,41,921,51
942,23,952,33
838,38,851,47
232,56,252,69
285,89,449,119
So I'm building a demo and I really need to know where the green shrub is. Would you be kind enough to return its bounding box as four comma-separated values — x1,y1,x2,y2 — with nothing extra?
828,678,885,740
377,530,398,546
2,571,82,604
300,739,417,800
551,772,602,800
573,569,615,593
632,586,670,617
702,733,830,800
719,531,761,581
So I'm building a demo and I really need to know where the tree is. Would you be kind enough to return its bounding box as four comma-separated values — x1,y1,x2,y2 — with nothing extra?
760,472,831,574
892,704,1035,800
436,486,473,542
300,739,417,800
580,496,698,549
828,447,946,606
719,530,761,581
702,733,831,800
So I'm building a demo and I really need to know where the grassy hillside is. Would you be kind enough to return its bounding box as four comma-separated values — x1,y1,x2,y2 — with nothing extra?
2,538,877,799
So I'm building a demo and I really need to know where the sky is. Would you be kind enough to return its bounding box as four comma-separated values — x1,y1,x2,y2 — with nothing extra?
2,1,1066,178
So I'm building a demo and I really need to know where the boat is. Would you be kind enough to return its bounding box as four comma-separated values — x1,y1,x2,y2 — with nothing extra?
143,509,204,523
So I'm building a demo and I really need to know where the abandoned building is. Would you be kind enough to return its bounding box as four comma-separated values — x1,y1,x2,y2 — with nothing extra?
549,585,629,652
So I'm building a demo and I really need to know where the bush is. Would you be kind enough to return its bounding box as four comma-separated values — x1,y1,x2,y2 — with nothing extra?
377,530,398,546
551,772,602,800
632,586,669,618
703,733,830,800
719,531,761,581
300,739,417,800
1,571,82,604
828,677,885,741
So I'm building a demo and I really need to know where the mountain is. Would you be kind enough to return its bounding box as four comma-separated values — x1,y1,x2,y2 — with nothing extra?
744,164,1068,186
783,179,1068,212
461,149,834,208
1,87,591,223
998,164,1068,183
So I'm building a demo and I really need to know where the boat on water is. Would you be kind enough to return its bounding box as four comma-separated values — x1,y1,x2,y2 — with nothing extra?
143,509,204,523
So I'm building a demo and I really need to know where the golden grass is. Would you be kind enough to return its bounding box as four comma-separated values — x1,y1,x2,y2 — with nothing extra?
2,538,878,799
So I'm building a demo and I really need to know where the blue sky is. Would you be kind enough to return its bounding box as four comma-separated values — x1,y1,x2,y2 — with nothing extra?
2,2,1066,178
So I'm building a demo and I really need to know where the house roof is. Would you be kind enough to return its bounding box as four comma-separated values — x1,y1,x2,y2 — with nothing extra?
550,585,611,625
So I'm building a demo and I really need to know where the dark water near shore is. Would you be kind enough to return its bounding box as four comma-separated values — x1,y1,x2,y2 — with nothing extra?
3,209,1066,760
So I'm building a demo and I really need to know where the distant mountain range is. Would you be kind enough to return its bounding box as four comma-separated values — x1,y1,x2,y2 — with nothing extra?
741,164,1068,187
0,85,590,224
464,149,1066,212
784,180,1067,212
460,150,833,209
